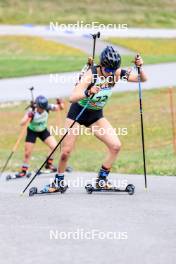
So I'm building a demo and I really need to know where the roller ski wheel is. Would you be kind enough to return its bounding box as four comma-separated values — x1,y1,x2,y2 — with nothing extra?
125,184,135,195
85,183,135,195
65,166,73,173
85,184,93,194
6,175,12,181
26,172,32,178
6,172,31,181
29,187,38,196
60,185,68,194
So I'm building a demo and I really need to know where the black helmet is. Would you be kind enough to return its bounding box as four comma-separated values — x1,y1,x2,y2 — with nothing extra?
100,46,121,70
35,95,48,110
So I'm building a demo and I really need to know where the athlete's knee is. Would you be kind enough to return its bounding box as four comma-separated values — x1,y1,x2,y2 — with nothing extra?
110,141,122,154
60,147,72,161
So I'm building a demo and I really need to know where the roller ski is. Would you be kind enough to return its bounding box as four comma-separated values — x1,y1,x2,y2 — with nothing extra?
65,166,73,173
85,167,135,195
6,170,31,181
36,158,73,175
37,158,57,175
36,167,72,175
29,174,68,196
85,182,135,195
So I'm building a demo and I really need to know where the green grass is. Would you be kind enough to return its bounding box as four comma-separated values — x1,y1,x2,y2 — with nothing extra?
2,55,175,79
106,38,176,64
0,88,176,175
0,36,86,78
0,36,176,78
106,38,176,55
0,0,176,28
0,56,88,78
121,55,176,66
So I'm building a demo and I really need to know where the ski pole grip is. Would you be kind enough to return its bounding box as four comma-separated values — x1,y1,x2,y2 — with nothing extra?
136,53,141,74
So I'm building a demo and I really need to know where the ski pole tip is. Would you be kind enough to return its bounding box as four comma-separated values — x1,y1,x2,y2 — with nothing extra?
20,192,24,196
144,187,148,192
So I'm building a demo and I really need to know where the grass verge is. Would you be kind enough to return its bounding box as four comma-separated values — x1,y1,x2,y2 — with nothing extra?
0,0,176,28
0,88,175,175
0,36,86,78
106,38,176,63
0,36,176,78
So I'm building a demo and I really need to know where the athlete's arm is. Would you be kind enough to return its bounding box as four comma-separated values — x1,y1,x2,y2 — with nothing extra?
56,98,65,110
47,104,60,112
115,55,147,83
69,69,100,103
127,55,147,82
127,68,147,82
20,113,31,126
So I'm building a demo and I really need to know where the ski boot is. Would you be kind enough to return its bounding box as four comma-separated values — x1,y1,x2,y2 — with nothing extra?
32,174,68,195
85,166,112,193
95,166,112,189
95,177,113,189
44,158,57,172
6,165,31,181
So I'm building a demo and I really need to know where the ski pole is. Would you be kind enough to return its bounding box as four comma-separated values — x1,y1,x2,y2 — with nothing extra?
169,87,176,154
77,31,100,83
21,32,101,195
137,57,147,189
0,118,31,177
78,32,100,81
91,32,100,59
25,87,35,111
1,87,35,177
30,87,34,102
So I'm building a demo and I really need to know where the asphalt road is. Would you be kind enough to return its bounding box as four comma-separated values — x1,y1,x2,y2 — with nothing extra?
45,35,134,55
0,62,176,103
0,25,175,264
0,172,175,264
0,25,176,38
0,25,175,103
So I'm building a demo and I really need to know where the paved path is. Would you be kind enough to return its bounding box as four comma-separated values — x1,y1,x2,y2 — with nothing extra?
0,25,176,38
0,62,175,102
0,172,175,264
1,25,176,56
0,24,175,103
45,35,134,55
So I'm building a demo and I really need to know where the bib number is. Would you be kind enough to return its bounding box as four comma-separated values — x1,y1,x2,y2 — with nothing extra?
94,95,108,102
